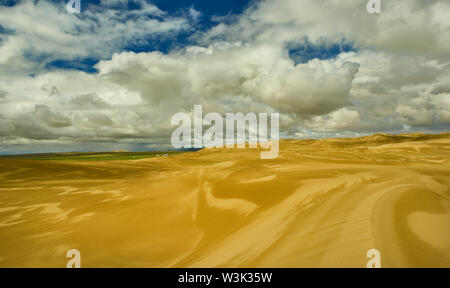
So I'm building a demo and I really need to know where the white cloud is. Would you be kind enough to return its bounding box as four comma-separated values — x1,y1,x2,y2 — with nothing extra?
307,108,360,132
200,0,450,59
0,0,189,76
0,0,449,152
189,7,202,22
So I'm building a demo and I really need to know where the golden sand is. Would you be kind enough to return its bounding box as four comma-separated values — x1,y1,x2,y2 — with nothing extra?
0,133,449,267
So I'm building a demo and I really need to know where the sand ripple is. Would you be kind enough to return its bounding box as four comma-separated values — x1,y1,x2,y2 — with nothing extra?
0,133,449,267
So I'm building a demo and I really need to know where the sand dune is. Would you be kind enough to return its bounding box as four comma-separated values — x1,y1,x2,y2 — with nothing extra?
0,133,449,267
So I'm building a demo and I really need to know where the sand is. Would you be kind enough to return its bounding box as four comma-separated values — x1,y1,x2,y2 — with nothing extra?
0,133,449,267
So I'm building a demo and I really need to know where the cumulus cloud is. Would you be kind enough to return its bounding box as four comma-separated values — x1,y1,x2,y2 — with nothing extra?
0,0,189,76
200,0,450,60
339,50,450,130
306,108,360,132
0,0,449,153
33,104,72,128
96,43,359,116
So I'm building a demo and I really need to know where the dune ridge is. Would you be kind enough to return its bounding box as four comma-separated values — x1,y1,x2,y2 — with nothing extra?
0,133,449,267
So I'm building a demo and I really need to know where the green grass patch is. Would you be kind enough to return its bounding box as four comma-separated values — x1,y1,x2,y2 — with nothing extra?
0,151,191,161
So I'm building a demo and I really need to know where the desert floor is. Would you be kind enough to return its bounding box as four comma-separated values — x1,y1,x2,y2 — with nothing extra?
0,133,449,267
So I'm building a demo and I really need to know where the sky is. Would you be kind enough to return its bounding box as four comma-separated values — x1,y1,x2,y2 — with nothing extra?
0,0,449,154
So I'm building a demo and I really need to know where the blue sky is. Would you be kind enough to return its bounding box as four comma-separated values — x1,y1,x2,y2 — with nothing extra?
150,0,252,17
288,39,357,65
